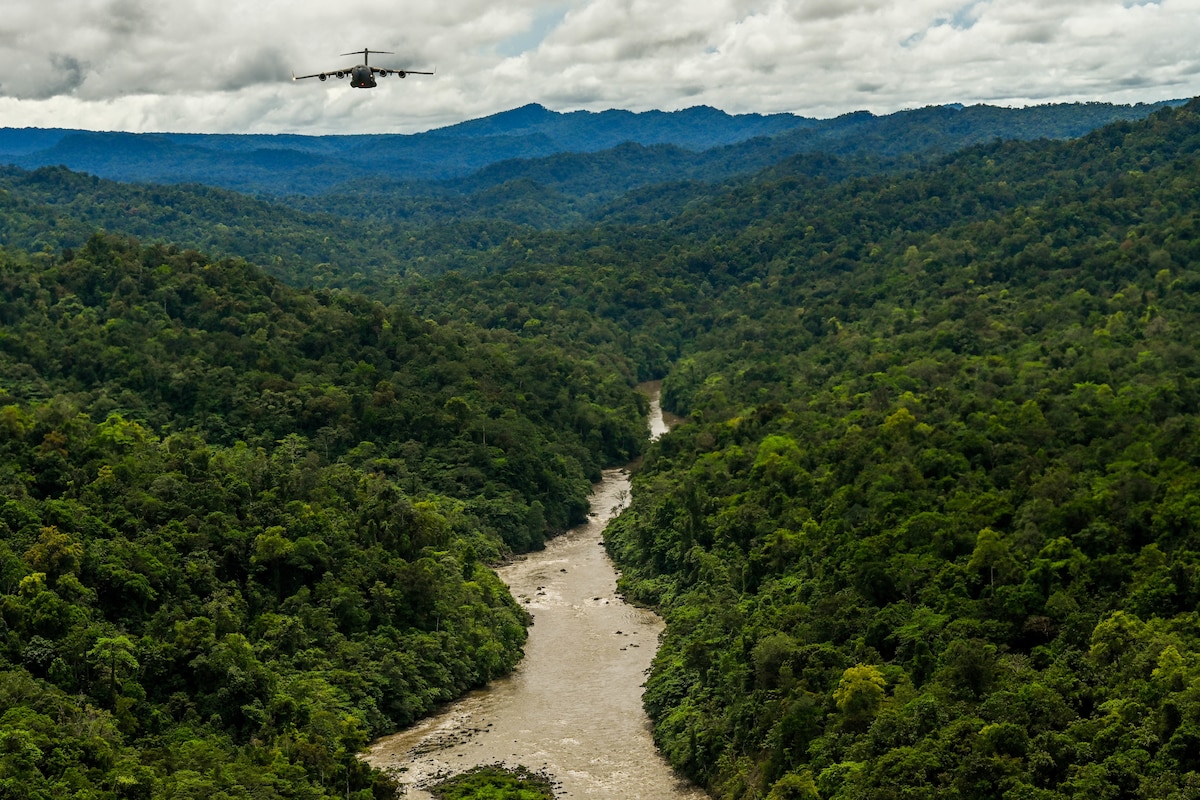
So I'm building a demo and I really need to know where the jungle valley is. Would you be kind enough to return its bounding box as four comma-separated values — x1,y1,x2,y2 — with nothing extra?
2,98,1200,799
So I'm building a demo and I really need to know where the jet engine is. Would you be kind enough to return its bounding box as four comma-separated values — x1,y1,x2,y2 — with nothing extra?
319,74,327,81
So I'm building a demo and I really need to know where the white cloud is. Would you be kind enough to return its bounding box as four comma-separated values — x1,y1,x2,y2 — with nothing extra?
0,0,1196,134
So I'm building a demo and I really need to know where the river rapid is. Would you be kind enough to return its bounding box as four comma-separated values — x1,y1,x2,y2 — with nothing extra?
364,382,705,799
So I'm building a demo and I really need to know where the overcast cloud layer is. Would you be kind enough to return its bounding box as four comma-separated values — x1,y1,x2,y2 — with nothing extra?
0,0,1197,134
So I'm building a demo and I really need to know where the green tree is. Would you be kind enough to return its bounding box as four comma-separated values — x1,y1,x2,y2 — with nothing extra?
833,664,886,730
87,634,139,702
766,771,819,800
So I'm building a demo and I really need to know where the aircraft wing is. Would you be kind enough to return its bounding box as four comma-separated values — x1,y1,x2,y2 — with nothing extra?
372,67,435,75
292,70,333,81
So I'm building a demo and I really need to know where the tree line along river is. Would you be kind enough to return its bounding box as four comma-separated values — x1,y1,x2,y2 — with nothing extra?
363,382,705,799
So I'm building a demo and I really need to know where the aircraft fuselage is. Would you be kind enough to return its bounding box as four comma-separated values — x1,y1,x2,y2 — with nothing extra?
350,65,375,88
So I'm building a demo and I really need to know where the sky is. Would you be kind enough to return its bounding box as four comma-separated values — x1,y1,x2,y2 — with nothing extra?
0,0,1197,135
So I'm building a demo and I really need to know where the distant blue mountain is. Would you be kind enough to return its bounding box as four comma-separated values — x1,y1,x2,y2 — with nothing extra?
0,100,1183,199
0,104,813,195
0,128,76,155
430,103,811,150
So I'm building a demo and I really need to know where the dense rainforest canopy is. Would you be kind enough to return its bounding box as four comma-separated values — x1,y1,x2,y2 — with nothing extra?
0,99,1178,292
395,100,1200,798
599,100,1200,799
1,97,1199,800
0,235,645,798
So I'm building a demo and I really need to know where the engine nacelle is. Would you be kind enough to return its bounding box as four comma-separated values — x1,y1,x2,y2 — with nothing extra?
398,71,407,78
378,69,388,77
336,71,346,79
319,73,327,81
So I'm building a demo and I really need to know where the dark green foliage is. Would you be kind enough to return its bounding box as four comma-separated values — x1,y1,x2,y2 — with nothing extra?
0,235,644,797
593,99,1200,799
0,100,1177,294
3,95,1200,800
429,764,556,800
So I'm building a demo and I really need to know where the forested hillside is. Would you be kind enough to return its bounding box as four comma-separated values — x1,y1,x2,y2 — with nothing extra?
386,100,1200,798
0,100,1178,282
0,235,644,798
594,101,1200,798
2,94,1199,800
0,101,1179,307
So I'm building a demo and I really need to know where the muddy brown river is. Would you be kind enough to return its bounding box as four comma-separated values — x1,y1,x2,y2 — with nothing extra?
364,383,706,799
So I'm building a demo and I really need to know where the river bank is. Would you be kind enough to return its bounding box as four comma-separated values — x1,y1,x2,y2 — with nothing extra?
363,383,704,799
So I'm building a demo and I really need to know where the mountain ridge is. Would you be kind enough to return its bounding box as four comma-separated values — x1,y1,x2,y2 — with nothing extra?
0,99,1182,197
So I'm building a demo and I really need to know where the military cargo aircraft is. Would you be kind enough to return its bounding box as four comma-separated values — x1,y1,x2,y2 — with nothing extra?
292,48,433,88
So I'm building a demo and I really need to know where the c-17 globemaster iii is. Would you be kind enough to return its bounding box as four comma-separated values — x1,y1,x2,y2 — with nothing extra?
292,48,434,89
